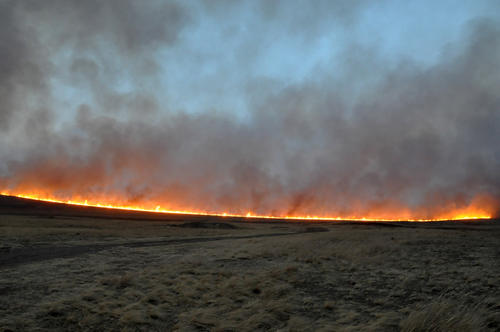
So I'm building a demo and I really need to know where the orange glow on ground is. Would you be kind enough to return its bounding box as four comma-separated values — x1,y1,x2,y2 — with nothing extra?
0,192,492,222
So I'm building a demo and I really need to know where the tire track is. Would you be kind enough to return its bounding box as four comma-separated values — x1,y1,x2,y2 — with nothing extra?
0,229,327,268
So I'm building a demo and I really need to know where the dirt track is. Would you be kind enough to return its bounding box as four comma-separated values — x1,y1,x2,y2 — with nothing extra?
0,229,328,267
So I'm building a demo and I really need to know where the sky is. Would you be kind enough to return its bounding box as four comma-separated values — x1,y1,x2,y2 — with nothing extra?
1,0,499,219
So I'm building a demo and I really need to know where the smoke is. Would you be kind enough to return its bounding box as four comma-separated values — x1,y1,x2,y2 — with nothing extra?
1,1,499,218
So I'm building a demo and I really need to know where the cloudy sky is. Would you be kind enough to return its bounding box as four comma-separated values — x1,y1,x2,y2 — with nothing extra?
1,0,499,219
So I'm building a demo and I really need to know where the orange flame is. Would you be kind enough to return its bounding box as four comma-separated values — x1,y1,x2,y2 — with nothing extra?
0,190,493,222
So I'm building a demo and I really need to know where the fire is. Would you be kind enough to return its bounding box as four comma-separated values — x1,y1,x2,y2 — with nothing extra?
0,190,493,222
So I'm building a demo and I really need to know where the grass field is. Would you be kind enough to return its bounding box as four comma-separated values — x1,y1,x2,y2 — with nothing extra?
0,196,499,331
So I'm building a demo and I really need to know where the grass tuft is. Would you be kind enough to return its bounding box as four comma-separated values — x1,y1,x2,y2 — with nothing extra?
400,300,488,332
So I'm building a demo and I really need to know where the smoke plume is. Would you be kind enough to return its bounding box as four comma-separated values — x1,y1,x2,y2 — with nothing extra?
1,1,499,219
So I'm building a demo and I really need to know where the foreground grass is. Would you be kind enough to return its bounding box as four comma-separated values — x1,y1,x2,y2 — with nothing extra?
1,215,499,331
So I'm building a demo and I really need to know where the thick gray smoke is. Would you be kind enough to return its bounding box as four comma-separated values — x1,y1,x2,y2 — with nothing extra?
1,0,499,218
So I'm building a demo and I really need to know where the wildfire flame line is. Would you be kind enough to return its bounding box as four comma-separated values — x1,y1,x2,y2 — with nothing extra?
0,192,492,222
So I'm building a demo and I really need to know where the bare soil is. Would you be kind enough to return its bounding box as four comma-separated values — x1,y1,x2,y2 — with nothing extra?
0,196,499,331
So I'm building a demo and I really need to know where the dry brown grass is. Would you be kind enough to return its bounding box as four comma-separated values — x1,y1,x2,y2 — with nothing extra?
1,214,499,331
400,300,488,332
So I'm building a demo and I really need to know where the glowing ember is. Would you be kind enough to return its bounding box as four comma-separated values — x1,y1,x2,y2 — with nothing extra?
0,191,492,222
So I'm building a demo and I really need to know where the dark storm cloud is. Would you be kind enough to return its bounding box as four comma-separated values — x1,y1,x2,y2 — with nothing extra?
0,1,499,218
